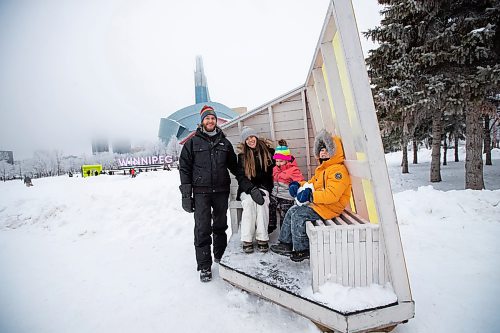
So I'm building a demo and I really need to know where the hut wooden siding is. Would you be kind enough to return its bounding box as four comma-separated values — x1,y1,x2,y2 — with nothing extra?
222,88,316,205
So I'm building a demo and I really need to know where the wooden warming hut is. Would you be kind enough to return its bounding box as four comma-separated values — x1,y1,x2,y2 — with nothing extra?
218,1,415,332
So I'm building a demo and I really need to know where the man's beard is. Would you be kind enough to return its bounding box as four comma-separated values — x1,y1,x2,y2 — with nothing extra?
203,124,216,132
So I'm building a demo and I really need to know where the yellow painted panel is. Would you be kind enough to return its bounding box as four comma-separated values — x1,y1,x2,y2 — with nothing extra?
332,34,365,154
362,179,379,224
349,193,356,213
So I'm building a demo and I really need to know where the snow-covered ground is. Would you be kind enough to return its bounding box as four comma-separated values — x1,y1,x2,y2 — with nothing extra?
0,148,499,333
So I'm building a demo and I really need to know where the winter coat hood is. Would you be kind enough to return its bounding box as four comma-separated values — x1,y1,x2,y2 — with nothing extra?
303,135,351,219
314,129,345,162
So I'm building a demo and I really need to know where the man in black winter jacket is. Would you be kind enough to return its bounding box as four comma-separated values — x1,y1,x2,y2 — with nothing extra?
179,105,239,282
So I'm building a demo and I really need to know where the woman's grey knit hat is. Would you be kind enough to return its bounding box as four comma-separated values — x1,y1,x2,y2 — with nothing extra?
240,126,258,142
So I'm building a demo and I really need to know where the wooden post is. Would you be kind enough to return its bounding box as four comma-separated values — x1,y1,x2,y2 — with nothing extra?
301,89,312,179
268,106,276,143
311,67,336,134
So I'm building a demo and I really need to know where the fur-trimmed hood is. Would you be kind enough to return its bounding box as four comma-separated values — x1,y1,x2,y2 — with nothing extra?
313,129,345,163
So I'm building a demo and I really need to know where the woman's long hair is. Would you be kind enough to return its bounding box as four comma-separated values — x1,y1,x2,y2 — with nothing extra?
237,138,273,179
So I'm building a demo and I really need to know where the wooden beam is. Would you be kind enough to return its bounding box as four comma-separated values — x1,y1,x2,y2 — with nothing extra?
268,106,276,143
305,85,324,134
301,89,312,179
344,160,371,180
311,67,335,134
219,264,348,332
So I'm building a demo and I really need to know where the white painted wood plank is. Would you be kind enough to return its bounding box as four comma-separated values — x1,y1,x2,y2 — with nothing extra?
274,121,306,132
348,230,354,287
360,235,367,287
305,86,323,134
334,216,348,225
348,301,415,333
268,106,276,143
308,222,320,293
353,228,361,287
336,230,342,285
329,229,337,284
311,67,336,134
340,212,359,225
345,210,369,224
271,100,304,113
272,109,304,122
218,263,350,332
301,90,312,180
317,223,325,287
373,238,379,285
323,227,331,282
379,231,386,285
341,229,348,286
274,129,306,140
366,226,373,285
344,159,372,181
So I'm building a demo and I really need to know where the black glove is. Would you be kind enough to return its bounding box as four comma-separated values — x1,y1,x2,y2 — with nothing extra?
182,197,195,213
250,187,265,205
179,184,194,213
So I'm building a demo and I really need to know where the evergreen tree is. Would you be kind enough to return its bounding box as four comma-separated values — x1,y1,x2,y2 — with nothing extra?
366,0,500,188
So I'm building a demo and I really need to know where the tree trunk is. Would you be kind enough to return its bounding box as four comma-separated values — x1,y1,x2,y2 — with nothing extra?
442,137,447,166
465,109,484,189
430,110,442,182
402,122,409,173
484,115,492,166
493,122,499,148
454,134,459,162
412,139,418,164
402,145,409,173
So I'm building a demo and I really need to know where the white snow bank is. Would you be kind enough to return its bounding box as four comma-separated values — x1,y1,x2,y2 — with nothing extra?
1,162,500,332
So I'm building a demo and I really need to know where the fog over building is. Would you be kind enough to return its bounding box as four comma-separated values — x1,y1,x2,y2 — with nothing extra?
158,56,239,143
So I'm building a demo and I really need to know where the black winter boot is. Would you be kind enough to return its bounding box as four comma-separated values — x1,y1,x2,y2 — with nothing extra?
200,268,212,282
290,250,310,262
270,242,293,256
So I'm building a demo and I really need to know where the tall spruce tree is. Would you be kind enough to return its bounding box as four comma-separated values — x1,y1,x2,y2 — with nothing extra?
366,0,500,189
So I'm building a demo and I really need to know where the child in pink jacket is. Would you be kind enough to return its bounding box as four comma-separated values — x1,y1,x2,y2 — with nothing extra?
268,140,304,233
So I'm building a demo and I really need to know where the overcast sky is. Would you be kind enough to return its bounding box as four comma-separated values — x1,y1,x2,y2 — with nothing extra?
0,0,382,159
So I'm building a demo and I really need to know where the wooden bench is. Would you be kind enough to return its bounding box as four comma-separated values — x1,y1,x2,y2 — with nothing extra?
229,187,389,293
306,210,389,292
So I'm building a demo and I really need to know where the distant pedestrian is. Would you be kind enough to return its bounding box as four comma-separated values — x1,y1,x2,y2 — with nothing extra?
23,175,33,187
